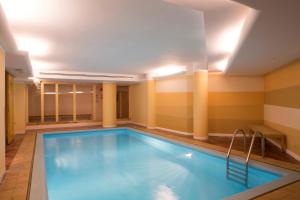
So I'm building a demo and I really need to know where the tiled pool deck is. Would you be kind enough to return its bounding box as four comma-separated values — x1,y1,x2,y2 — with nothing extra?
1,124,300,200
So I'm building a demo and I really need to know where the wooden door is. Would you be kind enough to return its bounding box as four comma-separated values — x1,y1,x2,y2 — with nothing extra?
5,72,14,144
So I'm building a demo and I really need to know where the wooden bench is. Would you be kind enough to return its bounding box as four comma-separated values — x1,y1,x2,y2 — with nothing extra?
249,125,287,157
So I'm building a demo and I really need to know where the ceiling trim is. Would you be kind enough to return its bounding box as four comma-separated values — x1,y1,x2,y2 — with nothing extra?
36,70,145,83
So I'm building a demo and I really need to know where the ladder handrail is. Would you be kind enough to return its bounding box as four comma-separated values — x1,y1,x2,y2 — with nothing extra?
243,131,263,186
246,131,263,163
226,129,247,159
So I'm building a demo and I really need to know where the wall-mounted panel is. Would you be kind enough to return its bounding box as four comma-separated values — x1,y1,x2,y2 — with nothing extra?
28,84,41,123
117,86,129,119
58,84,73,122
44,84,56,123
76,84,93,121
5,72,14,144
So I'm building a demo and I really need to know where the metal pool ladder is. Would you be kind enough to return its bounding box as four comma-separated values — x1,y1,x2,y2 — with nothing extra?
226,129,262,186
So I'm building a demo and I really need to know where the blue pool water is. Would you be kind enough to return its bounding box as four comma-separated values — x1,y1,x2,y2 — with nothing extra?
43,128,281,200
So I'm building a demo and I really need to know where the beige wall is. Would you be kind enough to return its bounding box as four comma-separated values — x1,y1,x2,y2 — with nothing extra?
129,82,147,126
28,84,41,117
12,60,300,159
0,48,5,179
156,75,193,133
26,74,266,137
208,74,265,133
14,83,27,134
264,59,300,156
154,74,264,134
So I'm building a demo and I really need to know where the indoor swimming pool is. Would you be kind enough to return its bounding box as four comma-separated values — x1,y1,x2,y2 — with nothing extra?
31,128,300,200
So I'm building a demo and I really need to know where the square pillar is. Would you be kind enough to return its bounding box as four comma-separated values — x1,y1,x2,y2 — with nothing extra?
146,80,156,129
193,70,208,140
102,82,117,127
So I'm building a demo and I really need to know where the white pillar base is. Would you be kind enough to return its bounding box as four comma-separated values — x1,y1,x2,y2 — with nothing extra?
193,136,208,141
102,125,117,128
146,126,156,130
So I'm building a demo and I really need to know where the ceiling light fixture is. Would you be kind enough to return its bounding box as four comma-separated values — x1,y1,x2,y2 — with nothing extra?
28,76,40,83
151,65,186,78
44,92,56,95
1,0,49,24
14,35,51,57
215,57,229,72
68,91,84,94
217,18,247,54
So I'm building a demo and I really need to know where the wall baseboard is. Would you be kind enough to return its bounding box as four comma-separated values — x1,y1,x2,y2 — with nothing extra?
102,125,117,128
129,121,193,136
117,120,131,125
147,126,156,130
155,126,192,136
26,120,133,131
194,136,208,140
26,121,103,130
208,133,242,137
129,121,147,127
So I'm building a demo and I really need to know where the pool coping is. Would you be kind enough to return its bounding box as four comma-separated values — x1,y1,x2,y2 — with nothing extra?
29,127,300,200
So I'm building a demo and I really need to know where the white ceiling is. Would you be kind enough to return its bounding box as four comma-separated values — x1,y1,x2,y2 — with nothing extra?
0,0,300,81
1,0,207,78
164,0,253,72
0,6,16,52
228,0,300,75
